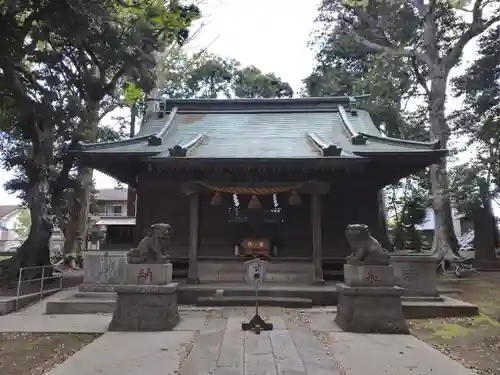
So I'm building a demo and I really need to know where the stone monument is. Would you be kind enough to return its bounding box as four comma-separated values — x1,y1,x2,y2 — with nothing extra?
335,224,409,334
108,223,179,331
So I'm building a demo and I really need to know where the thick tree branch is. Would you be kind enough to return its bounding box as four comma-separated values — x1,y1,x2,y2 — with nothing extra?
410,52,431,97
445,0,500,71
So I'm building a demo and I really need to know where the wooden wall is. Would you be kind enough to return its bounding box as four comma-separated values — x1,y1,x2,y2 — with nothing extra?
135,172,386,259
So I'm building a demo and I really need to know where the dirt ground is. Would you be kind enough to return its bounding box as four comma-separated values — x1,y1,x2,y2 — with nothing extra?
0,333,99,375
409,274,500,375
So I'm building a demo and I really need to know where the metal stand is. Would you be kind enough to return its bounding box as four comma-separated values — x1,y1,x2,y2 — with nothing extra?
241,283,273,334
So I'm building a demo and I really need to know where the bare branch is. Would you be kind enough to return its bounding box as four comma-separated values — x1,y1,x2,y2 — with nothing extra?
445,0,500,71
339,15,432,65
410,52,431,96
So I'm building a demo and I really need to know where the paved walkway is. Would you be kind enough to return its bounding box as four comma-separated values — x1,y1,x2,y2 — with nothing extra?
0,290,476,375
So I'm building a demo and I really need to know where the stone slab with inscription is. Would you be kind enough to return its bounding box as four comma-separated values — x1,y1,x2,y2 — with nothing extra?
335,283,409,334
391,254,438,297
343,264,396,287
125,263,172,285
108,283,180,331
83,251,127,285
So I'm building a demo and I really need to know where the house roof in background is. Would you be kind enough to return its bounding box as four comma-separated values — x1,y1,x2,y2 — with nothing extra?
95,188,127,201
0,205,19,219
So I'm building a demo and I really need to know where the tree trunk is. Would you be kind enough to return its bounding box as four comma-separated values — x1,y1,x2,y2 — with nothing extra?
63,102,99,259
127,103,137,217
473,206,497,263
0,176,53,284
428,71,460,256
73,167,93,255
377,190,393,251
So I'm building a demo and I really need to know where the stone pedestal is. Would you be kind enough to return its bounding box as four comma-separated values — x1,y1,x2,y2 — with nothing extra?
125,263,172,285
108,284,179,331
344,264,396,287
335,264,409,334
391,254,438,297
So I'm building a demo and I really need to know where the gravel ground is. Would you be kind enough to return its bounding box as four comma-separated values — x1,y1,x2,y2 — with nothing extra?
0,332,100,375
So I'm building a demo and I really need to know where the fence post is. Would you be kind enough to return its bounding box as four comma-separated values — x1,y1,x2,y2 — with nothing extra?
59,268,63,291
16,267,23,310
40,267,45,300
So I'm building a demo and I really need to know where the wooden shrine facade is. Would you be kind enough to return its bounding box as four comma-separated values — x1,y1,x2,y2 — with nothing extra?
70,97,447,283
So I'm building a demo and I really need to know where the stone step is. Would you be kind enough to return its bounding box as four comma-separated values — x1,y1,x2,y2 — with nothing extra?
402,296,479,319
46,298,115,314
401,296,444,302
195,296,313,308
73,292,117,300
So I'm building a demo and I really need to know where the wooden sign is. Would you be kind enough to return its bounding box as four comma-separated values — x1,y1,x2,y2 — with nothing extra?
241,238,270,256
245,258,268,286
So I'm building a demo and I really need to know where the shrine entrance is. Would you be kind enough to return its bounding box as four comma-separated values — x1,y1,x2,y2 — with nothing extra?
202,182,308,259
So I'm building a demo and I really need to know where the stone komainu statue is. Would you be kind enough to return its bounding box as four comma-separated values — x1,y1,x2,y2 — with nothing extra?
127,223,172,264
345,224,390,265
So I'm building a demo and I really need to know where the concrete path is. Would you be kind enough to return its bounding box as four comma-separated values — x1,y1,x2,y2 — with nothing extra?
0,294,475,374
0,289,112,333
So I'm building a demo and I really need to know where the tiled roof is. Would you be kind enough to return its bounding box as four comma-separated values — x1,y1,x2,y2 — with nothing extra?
0,205,19,219
95,188,127,201
74,97,444,160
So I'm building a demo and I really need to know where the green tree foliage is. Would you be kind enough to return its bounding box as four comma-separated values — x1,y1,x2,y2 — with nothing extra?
449,26,500,257
155,50,294,99
310,0,499,255
386,174,431,251
14,209,31,238
0,0,200,281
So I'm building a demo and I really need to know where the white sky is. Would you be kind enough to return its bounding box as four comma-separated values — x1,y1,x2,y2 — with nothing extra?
0,0,484,206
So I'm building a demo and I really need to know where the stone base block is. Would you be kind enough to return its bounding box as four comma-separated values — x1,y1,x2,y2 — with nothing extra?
335,283,409,334
125,263,172,285
391,254,438,296
343,264,396,287
108,283,179,332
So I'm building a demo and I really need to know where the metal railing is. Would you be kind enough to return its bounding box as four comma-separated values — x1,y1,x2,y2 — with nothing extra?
16,265,63,310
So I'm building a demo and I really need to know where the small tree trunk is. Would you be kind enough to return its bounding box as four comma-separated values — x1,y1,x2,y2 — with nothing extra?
377,190,393,251
72,167,93,256
126,103,138,217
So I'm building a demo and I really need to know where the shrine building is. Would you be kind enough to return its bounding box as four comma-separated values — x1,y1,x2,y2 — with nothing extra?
71,97,446,284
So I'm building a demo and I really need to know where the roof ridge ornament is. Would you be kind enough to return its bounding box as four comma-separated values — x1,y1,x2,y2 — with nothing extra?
337,105,367,145
307,132,343,156
168,133,205,157
348,96,358,116
148,106,179,146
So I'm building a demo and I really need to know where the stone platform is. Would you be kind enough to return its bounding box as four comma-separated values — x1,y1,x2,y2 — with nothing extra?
45,282,479,318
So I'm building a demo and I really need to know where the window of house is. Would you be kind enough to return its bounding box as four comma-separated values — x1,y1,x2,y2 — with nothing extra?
104,205,123,216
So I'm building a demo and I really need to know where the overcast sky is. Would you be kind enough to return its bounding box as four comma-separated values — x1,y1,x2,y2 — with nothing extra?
0,0,481,206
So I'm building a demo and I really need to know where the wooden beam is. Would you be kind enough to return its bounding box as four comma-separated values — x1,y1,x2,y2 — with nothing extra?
311,193,325,284
180,181,330,195
187,192,200,284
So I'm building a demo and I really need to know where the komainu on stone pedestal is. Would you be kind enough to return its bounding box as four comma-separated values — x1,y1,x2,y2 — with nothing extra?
345,224,390,266
335,224,409,334
126,223,172,264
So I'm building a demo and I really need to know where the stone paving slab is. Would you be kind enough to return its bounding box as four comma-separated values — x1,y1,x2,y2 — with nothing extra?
45,331,193,375
327,332,476,375
0,299,477,375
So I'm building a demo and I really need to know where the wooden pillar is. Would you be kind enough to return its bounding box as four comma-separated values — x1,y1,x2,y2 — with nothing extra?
311,193,325,284
187,192,200,284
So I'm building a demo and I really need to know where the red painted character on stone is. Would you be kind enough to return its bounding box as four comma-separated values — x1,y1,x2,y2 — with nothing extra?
137,268,153,282
365,270,380,283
